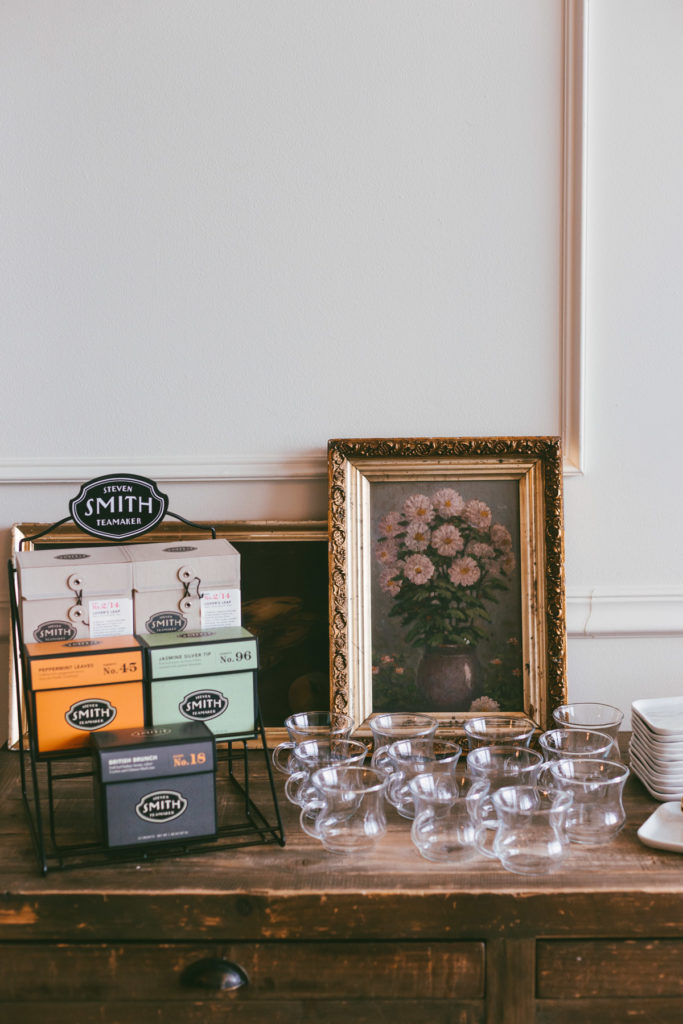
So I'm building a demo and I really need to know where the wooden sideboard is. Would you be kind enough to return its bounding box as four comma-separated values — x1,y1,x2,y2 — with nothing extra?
1,741,683,1024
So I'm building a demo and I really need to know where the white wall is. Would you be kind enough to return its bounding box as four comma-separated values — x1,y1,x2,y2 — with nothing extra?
1,1,682,743
564,0,683,718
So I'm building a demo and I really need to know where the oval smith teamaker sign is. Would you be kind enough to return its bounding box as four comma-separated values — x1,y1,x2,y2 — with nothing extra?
69,474,169,541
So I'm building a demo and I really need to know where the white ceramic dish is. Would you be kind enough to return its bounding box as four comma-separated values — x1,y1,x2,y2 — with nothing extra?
631,726,683,760
632,698,683,736
632,770,683,802
632,711,683,746
629,746,683,786
629,736,683,776
630,756,683,800
637,801,683,852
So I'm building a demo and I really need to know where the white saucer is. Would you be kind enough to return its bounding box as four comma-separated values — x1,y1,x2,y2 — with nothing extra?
632,698,683,736
631,727,683,760
631,759,683,801
629,737,683,778
637,801,683,851
630,758,683,789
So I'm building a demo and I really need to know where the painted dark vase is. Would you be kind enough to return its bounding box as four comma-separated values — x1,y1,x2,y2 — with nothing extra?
416,645,481,712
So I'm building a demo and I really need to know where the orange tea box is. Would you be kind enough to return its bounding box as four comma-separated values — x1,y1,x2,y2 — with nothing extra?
24,636,145,756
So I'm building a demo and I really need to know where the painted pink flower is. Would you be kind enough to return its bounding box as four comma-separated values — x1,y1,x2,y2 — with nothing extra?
467,541,495,560
448,556,481,587
491,523,513,549
464,499,492,531
375,539,398,566
405,522,431,552
404,553,435,585
483,558,503,578
432,488,465,518
378,511,402,538
403,493,434,524
501,552,516,576
432,523,464,557
379,564,403,596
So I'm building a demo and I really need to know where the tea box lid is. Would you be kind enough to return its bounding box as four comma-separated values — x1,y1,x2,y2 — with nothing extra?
24,635,144,691
92,721,215,783
16,546,132,600
25,634,142,660
138,626,254,649
138,627,258,680
125,538,240,591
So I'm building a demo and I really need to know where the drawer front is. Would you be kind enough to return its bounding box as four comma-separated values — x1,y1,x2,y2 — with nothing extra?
537,939,683,998
0,940,485,1002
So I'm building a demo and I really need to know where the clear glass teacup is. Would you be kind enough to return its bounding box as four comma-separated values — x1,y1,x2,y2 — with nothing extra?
464,715,537,749
272,711,355,774
384,738,462,819
466,745,545,854
474,784,573,874
299,765,388,854
368,713,439,775
548,758,630,845
284,738,369,806
409,771,489,863
539,728,614,762
552,703,624,760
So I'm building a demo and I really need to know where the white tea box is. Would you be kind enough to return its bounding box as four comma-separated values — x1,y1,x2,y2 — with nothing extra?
15,546,133,642
127,539,241,634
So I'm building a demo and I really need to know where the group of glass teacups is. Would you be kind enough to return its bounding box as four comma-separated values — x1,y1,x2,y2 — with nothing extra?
272,702,629,874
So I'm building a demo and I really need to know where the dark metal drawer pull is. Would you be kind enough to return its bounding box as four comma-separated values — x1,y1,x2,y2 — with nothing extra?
180,957,248,991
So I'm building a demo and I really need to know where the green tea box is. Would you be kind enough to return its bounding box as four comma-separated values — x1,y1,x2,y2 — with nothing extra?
91,722,217,849
15,546,134,643
126,539,241,634
140,628,259,738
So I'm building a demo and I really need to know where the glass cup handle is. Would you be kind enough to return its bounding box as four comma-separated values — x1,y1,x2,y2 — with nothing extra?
385,772,404,806
371,746,393,774
299,798,326,839
272,741,295,774
284,770,308,805
473,820,500,860
471,795,500,859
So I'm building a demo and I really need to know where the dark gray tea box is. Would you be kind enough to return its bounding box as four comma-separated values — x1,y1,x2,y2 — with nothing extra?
91,722,216,849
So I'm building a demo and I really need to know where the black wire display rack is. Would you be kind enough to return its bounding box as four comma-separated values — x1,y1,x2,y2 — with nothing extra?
7,493,285,875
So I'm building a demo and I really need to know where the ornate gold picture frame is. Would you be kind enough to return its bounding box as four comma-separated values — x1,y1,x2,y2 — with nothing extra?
328,437,566,737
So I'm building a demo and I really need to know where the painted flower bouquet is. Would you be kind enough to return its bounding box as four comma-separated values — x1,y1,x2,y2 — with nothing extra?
375,488,516,650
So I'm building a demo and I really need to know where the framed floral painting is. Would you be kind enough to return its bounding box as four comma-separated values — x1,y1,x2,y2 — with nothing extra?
328,437,566,736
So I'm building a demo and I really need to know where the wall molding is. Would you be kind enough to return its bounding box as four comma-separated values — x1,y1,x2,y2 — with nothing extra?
0,452,328,484
566,587,683,638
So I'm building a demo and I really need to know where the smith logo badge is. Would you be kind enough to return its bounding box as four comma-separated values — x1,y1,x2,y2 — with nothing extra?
136,790,187,823
65,698,117,731
179,689,228,721
69,474,169,541
146,611,188,633
33,620,77,643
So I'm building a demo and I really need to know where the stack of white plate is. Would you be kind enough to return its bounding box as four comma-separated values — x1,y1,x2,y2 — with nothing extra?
630,697,683,801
